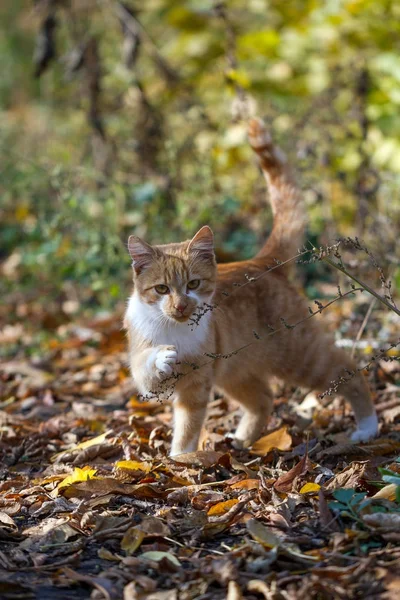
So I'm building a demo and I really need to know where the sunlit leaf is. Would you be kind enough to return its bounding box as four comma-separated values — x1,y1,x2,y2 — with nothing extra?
230,479,259,491
57,466,97,490
207,499,238,516
250,427,292,456
115,460,152,473
300,482,321,494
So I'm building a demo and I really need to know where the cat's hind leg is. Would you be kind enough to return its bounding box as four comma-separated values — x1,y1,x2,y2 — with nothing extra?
301,345,378,442
222,378,273,449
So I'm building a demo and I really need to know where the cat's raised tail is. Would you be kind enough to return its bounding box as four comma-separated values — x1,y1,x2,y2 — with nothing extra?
248,118,306,269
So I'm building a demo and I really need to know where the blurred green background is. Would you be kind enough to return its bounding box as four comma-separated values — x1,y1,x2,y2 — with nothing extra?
1,0,399,318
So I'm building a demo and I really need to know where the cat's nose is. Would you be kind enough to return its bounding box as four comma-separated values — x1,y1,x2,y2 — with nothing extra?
174,302,188,314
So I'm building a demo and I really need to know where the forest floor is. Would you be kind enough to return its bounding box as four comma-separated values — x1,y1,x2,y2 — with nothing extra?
0,294,399,600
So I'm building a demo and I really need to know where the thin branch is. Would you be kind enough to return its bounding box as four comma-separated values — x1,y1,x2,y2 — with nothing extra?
322,255,400,317
351,298,377,359
115,3,179,85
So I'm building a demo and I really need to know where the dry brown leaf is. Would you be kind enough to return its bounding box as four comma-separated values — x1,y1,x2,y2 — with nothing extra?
121,516,170,555
274,454,312,493
250,427,292,456
170,451,224,467
325,462,366,491
58,478,166,499
363,513,400,531
246,518,280,548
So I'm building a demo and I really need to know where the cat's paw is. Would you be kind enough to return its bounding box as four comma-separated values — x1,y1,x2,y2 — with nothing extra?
154,345,177,377
225,433,249,450
350,414,379,443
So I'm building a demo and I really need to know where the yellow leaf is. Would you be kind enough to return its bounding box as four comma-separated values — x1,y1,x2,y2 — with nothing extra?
115,460,152,473
76,432,109,450
58,466,97,490
225,69,251,89
300,482,321,494
250,427,292,456
207,499,239,516
51,432,109,462
121,528,145,555
372,484,397,501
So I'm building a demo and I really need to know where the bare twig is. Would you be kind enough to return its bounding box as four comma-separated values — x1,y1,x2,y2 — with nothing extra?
351,297,377,359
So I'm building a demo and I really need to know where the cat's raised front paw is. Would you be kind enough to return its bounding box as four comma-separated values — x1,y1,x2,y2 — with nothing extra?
154,345,177,377
350,414,379,443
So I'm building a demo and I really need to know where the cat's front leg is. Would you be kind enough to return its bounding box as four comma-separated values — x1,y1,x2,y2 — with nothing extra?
131,345,177,396
170,384,211,456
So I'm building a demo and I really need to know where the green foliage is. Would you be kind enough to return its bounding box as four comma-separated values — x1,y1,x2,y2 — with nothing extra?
1,0,400,308
329,487,400,526
328,488,369,518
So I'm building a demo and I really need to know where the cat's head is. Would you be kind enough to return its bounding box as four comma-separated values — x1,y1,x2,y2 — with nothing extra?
128,226,217,323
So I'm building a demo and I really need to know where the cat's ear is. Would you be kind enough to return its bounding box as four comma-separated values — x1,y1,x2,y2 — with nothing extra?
128,236,156,274
188,226,215,261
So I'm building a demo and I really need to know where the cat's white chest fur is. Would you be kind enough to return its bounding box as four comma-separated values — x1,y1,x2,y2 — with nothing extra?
126,293,211,358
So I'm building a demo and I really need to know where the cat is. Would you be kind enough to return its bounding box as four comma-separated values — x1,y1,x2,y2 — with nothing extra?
124,118,378,456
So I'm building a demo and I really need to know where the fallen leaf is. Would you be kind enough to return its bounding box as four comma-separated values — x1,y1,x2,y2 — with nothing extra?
121,517,169,555
57,466,98,491
121,528,145,555
246,518,280,548
207,499,239,516
115,460,152,473
274,454,312,493
299,482,321,494
372,484,397,501
170,451,224,468
363,513,400,531
250,427,292,456
230,479,260,491
98,548,120,561
139,551,181,567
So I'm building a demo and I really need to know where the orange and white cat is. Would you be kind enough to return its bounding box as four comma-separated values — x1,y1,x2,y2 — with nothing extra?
124,118,378,456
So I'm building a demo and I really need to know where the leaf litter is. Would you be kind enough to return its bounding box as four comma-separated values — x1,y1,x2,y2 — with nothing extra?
0,311,399,599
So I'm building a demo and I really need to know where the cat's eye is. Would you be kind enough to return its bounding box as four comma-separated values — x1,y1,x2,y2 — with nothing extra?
155,284,169,295
187,279,200,290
